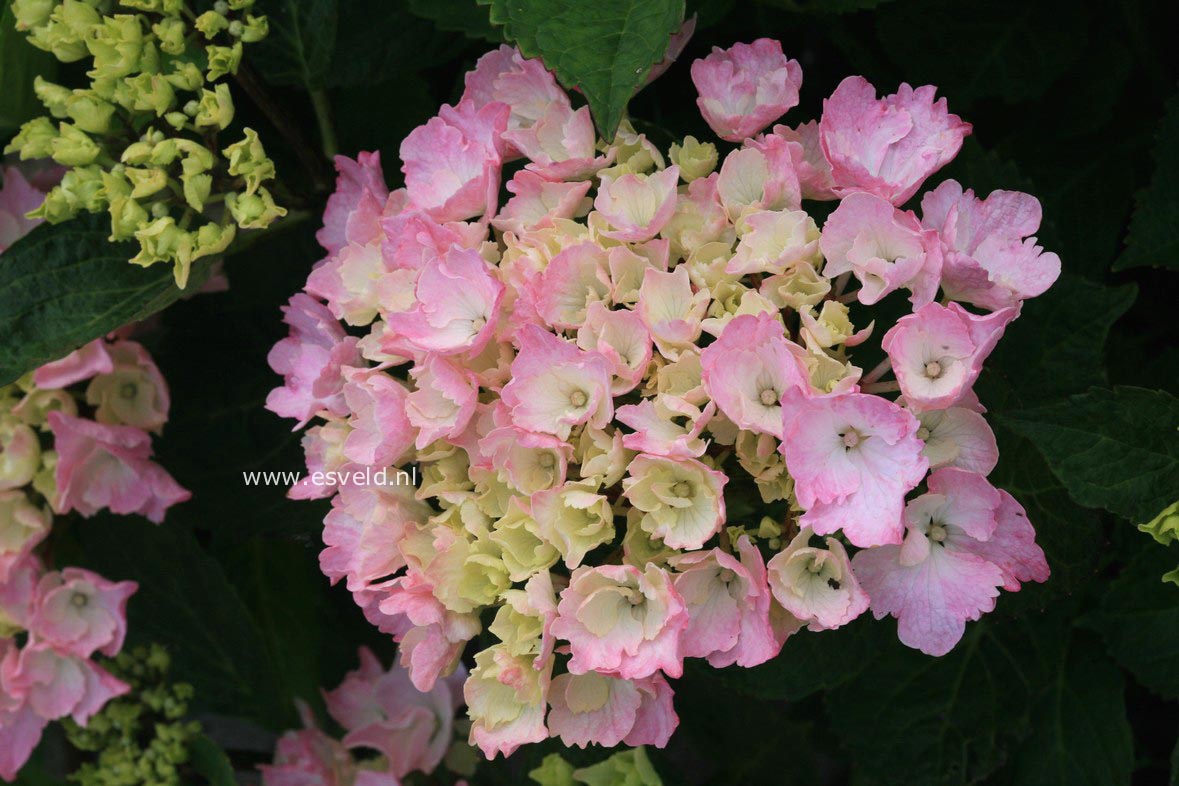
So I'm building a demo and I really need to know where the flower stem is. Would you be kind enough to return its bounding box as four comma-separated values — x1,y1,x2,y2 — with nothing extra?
862,357,892,385
310,89,338,161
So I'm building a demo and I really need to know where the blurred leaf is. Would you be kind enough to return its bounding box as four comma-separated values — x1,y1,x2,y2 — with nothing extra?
331,74,435,167
754,0,895,11
874,0,1086,107
1008,635,1132,786
1116,92,1179,271
329,0,473,87
0,0,56,134
485,0,685,136
253,0,339,89
0,214,211,386
982,276,1136,408
1085,543,1179,699
1001,387,1179,523
826,617,1056,786
70,517,292,729
406,0,500,42
188,735,237,786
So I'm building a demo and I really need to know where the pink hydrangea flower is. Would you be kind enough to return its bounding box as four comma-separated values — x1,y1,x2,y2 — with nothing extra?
0,693,45,783
594,166,681,242
340,369,415,467
325,647,463,778
882,301,1018,412
716,136,801,219
691,39,803,142
492,171,591,235
576,302,652,394
546,671,676,749
553,564,688,679
671,537,781,667
320,483,430,593
780,388,928,547
766,527,869,631
405,355,479,450
48,412,190,523
820,191,943,306
701,312,809,435
921,179,1061,310
316,152,390,255
819,76,971,205
500,325,613,440
916,406,999,475
0,641,128,724
400,99,509,222
530,242,613,330
32,339,114,390
0,555,40,633
462,45,566,159
636,266,709,358
852,468,1047,655
0,166,47,253
772,121,837,200
30,568,136,658
622,454,727,550
266,294,362,427
0,492,50,583
85,340,170,433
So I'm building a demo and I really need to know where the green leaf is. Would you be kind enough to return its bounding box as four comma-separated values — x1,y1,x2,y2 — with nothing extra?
826,617,1056,786
1116,92,1179,271
1000,387,1179,523
188,736,237,786
406,0,500,42
1085,542,1179,699
68,517,292,729
485,0,685,137
0,0,56,134
0,214,210,386
981,275,1136,408
252,0,339,89
1008,636,1133,786
873,0,1087,107
753,0,895,12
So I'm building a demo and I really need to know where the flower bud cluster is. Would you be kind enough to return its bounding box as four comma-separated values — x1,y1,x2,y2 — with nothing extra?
4,0,280,286
268,39,1059,759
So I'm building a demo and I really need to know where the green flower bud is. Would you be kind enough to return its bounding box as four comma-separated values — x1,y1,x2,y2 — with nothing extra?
205,41,242,81
10,0,55,31
131,216,192,269
530,754,577,786
126,73,177,116
26,186,78,223
33,450,57,508
27,1,101,62
50,122,101,166
103,170,149,240
59,165,107,212
165,61,204,92
152,17,187,56
33,77,72,118
164,110,189,129
669,135,719,182
181,172,212,211
194,83,234,130
148,138,180,166
86,14,145,79
1140,501,1179,546
227,0,254,10
175,139,214,173
194,10,228,39
120,0,185,13
191,221,234,263
3,117,57,159
223,127,273,193
238,13,268,43
124,167,168,199
65,91,117,134
226,186,285,229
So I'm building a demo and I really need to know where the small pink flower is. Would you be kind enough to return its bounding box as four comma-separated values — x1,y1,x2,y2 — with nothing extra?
615,397,713,460
780,388,928,547
0,654,46,782
500,325,612,440
772,121,837,200
376,573,480,692
462,45,566,158
266,294,362,427
506,101,611,181
316,152,390,255
379,210,487,273
701,312,810,435
49,412,190,523
850,468,1035,656
671,537,781,668
766,528,868,631
921,179,1061,310
406,355,479,450
325,647,463,778
716,136,801,219
553,564,688,679
0,640,128,724
594,166,681,242
400,99,509,222
882,301,1018,412
491,170,591,235
691,39,803,142
820,76,971,205
288,420,353,501
340,369,415,467
0,165,47,253
32,339,114,390
30,568,136,659
385,247,504,358
622,454,728,551
915,405,999,475
320,483,430,593
546,671,643,748
477,422,571,495
576,302,652,394
85,340,170,433
636,266,709,358
820,191,943,306
531,242,613,330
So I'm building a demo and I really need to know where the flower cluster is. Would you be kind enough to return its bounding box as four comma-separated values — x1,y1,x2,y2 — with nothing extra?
261,646,471,786
5,0,279,286
269,39,1057,758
